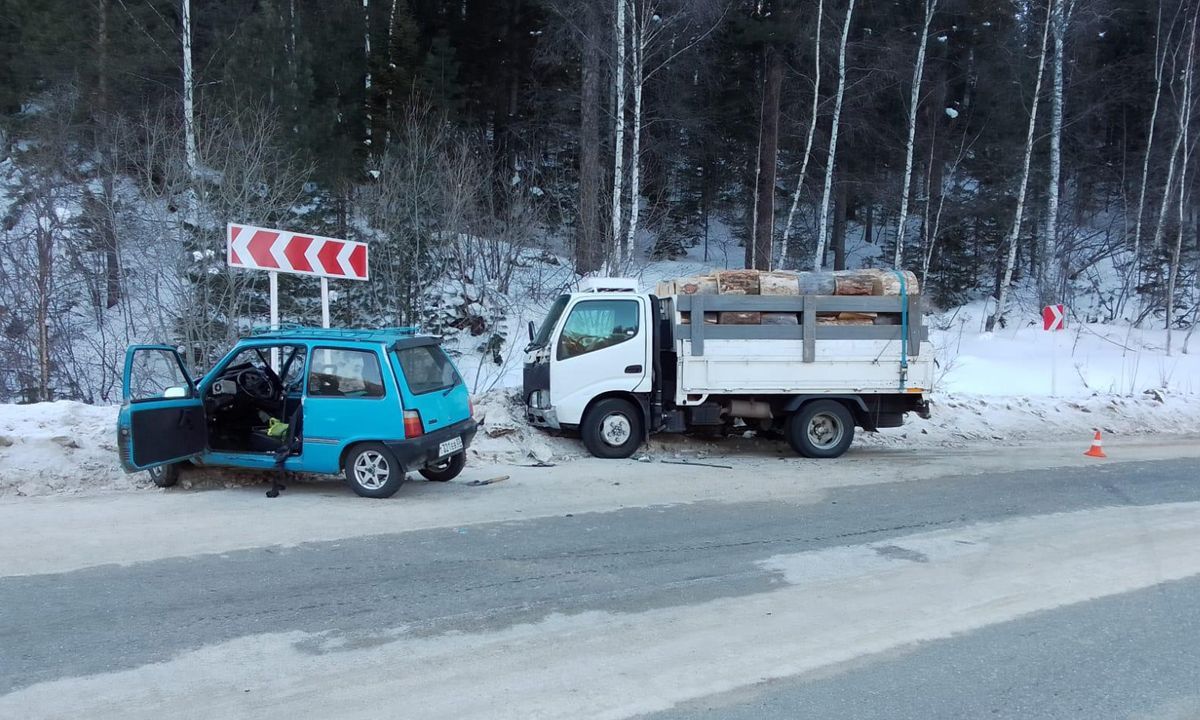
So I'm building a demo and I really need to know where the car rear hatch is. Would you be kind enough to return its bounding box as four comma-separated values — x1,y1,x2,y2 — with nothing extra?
390,340,471,435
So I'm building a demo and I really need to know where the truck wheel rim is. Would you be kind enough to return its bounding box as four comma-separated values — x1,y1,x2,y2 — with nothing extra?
353,451,391,489
807,413,844,449
600,413,632,447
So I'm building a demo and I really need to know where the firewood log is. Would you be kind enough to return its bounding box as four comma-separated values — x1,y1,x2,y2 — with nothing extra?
716,270,761,295
678,275,718,295
762,312,799,325
718,311,762,324
760,271,800,296
871,270,921,296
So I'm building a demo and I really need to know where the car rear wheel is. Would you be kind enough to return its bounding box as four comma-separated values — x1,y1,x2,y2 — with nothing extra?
147,463,181,488
581,397,643,459
419,452,466,482
786,400,855,459
343,443,405,498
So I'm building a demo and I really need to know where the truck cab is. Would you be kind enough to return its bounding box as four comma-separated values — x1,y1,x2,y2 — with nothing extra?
118,327,477,498
525,285,654,423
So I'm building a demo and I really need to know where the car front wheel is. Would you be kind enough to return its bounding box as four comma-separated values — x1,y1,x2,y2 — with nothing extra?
343,443,405,498
419,453,466,482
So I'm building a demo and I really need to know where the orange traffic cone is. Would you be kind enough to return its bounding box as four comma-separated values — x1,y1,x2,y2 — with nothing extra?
1084,430,1107,458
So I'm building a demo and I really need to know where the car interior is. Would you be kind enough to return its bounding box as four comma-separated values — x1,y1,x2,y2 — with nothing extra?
204,344,305,454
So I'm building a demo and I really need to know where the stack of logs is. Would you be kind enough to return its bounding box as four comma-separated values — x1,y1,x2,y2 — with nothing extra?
657,269,920,327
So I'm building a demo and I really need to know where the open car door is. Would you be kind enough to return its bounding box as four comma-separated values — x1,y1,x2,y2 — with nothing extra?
117,345,206,472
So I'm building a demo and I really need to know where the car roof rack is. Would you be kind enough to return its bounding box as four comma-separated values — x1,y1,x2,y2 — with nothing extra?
249,324,423,343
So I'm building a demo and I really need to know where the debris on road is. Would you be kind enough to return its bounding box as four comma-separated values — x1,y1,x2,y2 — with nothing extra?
466,475,510,487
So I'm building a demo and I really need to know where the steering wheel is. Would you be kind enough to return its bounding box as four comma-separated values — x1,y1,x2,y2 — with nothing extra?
237,367,278,401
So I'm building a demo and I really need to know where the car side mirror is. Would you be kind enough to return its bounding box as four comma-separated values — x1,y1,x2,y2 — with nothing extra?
163,385,189,399
528,320,535,343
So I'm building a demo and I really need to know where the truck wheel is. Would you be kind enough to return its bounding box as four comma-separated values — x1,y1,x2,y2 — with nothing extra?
343,443,406,498
147,463,181,488
582,398,643,459
419,453,465,482
787,400,855,459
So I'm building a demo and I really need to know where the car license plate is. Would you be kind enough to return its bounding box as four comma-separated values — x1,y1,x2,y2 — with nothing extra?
438,436,463,457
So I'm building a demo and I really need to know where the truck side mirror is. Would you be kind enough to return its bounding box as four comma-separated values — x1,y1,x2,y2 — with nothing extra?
528,320,535,343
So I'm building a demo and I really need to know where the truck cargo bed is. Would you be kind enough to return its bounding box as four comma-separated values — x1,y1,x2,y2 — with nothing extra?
669,294,934,399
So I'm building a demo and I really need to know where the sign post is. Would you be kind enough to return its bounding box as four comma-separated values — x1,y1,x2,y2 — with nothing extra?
1042,304,1066,397
227,223,369,335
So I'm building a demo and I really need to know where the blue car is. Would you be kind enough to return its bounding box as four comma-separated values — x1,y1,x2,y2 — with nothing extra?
117,327,477,498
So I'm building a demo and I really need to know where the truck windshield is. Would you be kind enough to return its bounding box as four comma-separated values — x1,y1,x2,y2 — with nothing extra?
531,294,570,348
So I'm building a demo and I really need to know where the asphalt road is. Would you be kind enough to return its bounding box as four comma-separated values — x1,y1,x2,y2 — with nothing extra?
2,456,1200,718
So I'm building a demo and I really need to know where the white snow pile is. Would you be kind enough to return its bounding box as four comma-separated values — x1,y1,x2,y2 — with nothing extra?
0,401,140,497
470,390,581,465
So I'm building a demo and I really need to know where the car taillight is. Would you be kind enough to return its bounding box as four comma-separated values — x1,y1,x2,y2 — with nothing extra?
468,397,474,418
403,409,424,438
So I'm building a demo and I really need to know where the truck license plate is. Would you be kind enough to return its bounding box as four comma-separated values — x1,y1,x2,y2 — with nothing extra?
438,436,463,457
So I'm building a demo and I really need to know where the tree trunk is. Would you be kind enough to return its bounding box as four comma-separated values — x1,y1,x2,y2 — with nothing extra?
576,3,604,274
363,0,373,153
988,1,1052,332
1041,0,1066,306
750,47,782,270
623,5,644,263
780,0,823,270
813,0,856,270
1167,6,1198,355
832,177,847,270
182,0,197,179
895,0,936,268
610,0,628,267
1125,3,1171,318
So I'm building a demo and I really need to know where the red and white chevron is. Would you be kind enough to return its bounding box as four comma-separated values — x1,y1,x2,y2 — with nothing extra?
226,223,369,281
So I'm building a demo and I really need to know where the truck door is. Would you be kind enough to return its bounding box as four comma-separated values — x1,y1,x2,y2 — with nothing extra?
117,345,206,472
549,296,649,424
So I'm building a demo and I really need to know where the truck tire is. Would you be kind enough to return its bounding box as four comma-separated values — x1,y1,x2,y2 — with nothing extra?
787,400,855,459
419,452,466,482
343,443,406,498
581,397,643,459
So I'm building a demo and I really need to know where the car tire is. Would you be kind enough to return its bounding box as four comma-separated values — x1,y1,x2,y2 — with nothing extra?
786,400,855,459
581,397,643,459
147,463,181,488
419,452,466,482
343,443,406,499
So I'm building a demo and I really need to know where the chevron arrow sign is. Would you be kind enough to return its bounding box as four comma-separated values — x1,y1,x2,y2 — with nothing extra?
226,223,369,281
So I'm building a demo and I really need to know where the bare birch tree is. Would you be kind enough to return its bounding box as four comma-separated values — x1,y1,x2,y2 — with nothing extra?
812,0,856,270
1041,0,1075,306
780,0,823,270
181,0,197,179
988,1,1053,332
894,0,937,268
609,0,628,270
1166,4,1198,355
1124,1,1179,318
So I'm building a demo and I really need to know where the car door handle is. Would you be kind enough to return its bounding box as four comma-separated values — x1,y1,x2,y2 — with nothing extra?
624,365,643,374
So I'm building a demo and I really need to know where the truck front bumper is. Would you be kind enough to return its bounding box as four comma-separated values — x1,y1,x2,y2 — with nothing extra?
525,405,560,429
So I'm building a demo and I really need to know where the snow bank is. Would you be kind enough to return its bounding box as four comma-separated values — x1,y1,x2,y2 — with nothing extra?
931,302,1200,397
0,401,138,497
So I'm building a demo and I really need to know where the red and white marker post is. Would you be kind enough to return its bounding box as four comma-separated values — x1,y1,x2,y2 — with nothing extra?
227,223,369,331
1042,304,1066,396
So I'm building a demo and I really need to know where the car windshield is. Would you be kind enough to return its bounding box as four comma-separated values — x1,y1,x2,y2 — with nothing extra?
531,294,570,348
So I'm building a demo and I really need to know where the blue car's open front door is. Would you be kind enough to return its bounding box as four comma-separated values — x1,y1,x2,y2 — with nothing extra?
117,345,206,472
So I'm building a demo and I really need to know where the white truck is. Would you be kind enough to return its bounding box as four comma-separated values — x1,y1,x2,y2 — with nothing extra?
522,277,934,459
